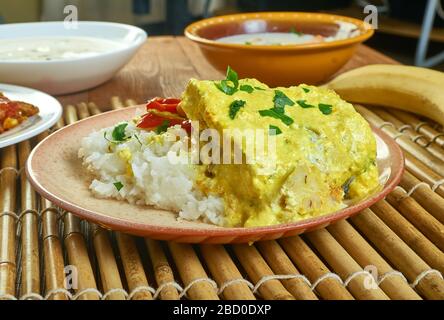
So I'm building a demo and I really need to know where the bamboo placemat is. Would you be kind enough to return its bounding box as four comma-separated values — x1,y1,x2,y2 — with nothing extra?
1,97,444,301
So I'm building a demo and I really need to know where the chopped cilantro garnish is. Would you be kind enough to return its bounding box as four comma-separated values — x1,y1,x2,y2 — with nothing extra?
113,181,124,191
269,125,282,135
134,134,143,146
215,66,239,95
103,132,113,143
259,108,294,126
245,41,252,45
240,84,254,93
342,176,355,198
259,91,295,126
112,123,130,141
215,80,237,95
254,86,266,91
155,120,170,134
229,100,246,119
104,123,131,143
319,103,333,115
302,87,310,93
297,100,315,109
226,66,238,88
274,90,294,112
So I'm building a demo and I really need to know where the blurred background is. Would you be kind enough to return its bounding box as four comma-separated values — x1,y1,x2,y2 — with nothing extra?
0,0,443,70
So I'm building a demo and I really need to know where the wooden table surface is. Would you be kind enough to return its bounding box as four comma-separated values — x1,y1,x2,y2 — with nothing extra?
56,36,397,109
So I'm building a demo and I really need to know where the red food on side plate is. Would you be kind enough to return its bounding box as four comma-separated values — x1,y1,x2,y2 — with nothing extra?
0,93,39,134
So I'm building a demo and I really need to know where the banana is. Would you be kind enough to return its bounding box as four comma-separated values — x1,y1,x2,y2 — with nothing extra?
326,64,444,126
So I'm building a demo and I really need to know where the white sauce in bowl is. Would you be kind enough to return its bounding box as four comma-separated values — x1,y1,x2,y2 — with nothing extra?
217,21,360,45
0,36,125,61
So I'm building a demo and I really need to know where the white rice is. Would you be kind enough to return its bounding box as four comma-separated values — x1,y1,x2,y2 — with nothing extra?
78,119,225,226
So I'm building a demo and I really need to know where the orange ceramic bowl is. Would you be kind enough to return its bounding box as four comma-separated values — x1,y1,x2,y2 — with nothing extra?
185,12,374,86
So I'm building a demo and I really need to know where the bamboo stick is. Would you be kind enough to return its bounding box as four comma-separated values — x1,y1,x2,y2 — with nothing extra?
279,236,354,300
232,244,295,300
255,241,318,300
37,129,68,300
91,226,126,300
371,200,444,274
305,229,390,300
400,171,444,224
125,99,137,107
116,233,152,300
351,209,444,300
389,110,444,147
76,103,90,120
0,145,18,298
145,239,179,300
55,116,65,131
63,104,99,300
374,109,444,159
111,97,125,110
327,219,421,300
404,150,444,198
374,109,427,147
386,189,444,252
357,106,444,177
64,231,100,300
41,116,65,298
200,244,255,300
18,141,40,298
41,201,67,300
168,242,219,300
87,102,101,116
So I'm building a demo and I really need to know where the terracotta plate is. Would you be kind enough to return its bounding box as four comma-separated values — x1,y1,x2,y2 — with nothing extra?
26,106,404,244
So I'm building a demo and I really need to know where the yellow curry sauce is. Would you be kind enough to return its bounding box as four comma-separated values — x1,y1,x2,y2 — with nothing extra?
180,77,379,227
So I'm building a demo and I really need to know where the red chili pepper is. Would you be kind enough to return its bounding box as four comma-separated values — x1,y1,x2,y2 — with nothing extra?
136,112,183,129
180,120,192,134
146,97,181,113
137,113,193,136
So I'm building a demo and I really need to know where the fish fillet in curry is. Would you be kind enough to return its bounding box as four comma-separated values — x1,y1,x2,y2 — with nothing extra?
179,78,379,227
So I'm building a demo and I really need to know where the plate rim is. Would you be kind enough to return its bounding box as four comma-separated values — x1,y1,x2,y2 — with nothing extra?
26,105,405,242
0,83,63,148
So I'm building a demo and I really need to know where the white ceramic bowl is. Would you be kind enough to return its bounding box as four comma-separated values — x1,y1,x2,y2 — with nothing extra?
0,21,147,95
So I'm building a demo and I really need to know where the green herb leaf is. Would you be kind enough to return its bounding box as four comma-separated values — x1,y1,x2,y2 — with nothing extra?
259,108,294,126
319,103,333,115
114,181,124,191
269,125,282,135
226,66,238,88
112,123,129,141
302,87,310,93
229,100,246,119
274,90,295,112
290,27,303,36
342,176,355,198
155,120,170,134
297,100,315,109
240,84,254,93
103,131,113,143
215,80,237,95
245,41,252,45
134,134,143,146
215,66,240,95
254,86,266,91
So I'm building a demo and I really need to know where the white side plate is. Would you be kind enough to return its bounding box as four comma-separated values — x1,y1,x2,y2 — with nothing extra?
0,83,62,148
